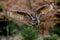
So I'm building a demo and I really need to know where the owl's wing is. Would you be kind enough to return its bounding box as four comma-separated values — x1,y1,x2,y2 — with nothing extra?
36,3,54,19
15,11,33,20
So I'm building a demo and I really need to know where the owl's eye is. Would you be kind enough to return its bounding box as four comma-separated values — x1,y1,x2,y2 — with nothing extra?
0,6,3,12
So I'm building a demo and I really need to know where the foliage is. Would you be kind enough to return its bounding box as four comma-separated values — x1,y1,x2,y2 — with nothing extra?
0,18,19,36
57,0,60,6
49,22,60,36
7,19,19,36
44,34,59,40
0,6,3,12
20,24,38,40
19,24,29,31
0,17,7,36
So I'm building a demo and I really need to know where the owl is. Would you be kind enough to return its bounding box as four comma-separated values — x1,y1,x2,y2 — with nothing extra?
0,0,59,37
